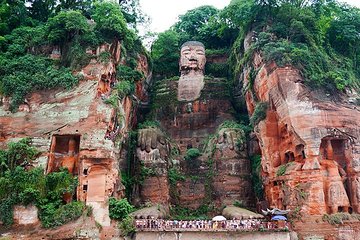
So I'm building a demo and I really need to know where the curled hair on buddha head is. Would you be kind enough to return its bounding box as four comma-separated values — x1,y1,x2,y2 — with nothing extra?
181,41,205,49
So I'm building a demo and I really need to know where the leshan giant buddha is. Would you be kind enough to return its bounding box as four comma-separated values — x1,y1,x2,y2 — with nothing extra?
133,41,254,213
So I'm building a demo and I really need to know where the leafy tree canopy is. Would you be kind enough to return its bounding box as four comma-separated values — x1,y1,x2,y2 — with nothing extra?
224,0,360,91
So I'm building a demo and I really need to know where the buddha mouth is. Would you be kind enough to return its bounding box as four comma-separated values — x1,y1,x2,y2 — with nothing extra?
189,59,198,64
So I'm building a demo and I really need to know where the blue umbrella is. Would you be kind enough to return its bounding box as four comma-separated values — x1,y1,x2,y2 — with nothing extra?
271,215,287,221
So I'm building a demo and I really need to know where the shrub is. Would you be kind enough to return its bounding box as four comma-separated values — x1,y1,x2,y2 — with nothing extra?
39,201,85,228
170,205,212,220
219,120,246,130
109,198,134,220
137,120,160,129
277,165,287,176
250,102,268,126
116,80,134,99
66,40,92,70
233,200,245,208
116,65,144,82
205,62,228,77
0,54,78,111
0,138,38,173
184,148,202,171
118,215,136,237
185,148,201,160
323,213,351,225
98,51,111,63
104,94,119,108
168,167,186,185
276,162,293,176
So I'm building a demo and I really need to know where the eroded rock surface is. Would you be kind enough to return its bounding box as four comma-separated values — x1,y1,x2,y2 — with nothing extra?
240,50,360,216
0,40,149,231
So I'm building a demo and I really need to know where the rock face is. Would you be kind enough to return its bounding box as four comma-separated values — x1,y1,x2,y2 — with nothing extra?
13,205,39,225
135,41,254,209
0,40,149,227
240,44,360,216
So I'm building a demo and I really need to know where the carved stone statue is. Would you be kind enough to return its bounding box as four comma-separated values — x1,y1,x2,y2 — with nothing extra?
135,40,253,210
178,41,206,101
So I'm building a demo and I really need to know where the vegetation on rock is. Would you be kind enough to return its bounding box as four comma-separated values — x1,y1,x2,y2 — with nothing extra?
250,155,264,200
109,197,134,220
184,148,202,170
225,0,360,92
0,139,83,227
0,0,147,111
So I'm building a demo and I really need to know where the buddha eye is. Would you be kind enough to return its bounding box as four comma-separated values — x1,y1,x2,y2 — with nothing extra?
182,50,191,55
196,50,204,55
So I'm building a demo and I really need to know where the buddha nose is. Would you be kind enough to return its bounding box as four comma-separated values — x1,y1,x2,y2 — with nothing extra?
189,52,197,60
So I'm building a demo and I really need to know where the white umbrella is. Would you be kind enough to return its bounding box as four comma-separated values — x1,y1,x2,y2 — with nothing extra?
212,215,226,221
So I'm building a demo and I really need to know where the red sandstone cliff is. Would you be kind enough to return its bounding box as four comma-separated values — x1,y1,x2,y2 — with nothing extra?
0,40,149,233
239,32,360,238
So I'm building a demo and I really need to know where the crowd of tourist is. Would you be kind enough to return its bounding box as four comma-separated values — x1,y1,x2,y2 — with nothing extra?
134,218,290,232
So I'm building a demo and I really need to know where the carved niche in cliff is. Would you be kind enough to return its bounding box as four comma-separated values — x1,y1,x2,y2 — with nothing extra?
77,158,119,202
47,134,80,175
319,132,355,214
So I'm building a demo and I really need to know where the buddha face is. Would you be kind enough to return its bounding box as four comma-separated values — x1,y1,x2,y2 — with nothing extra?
179,42,206,72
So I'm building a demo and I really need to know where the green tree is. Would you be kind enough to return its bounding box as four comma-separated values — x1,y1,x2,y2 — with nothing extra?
2,25,47,55
328,6,360,71
119,0,149,30
151,30,180,78
91,1,127,41
47,10,89,66
2,138,39,172
174,5,219,43
27,0,56,22
0,0,30,35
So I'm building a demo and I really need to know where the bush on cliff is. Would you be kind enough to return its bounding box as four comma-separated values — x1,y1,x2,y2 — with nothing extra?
39,201,85,228
0,54,78,112
109,197,134,220
250,102,268,126
184,148,202,170
118,215,136,237
0,139,82,227
0,1,147,112
225,0,360,92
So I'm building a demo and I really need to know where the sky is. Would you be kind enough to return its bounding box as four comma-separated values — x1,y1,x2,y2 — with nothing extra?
139,0,360,34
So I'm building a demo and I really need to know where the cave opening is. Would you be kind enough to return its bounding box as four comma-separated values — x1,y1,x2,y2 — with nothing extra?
284,151,295,163
47,134,81,175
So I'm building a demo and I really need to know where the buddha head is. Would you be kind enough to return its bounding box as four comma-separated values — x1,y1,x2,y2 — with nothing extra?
179,41,206,73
